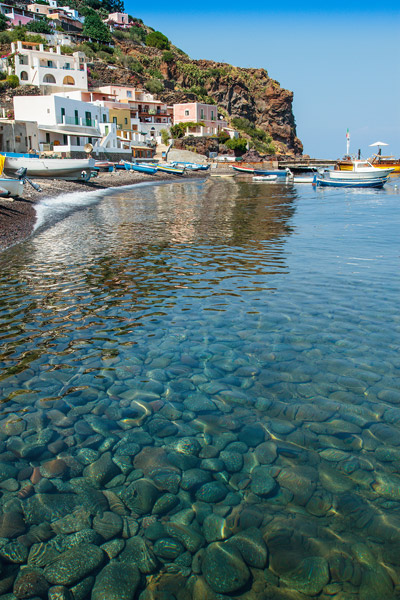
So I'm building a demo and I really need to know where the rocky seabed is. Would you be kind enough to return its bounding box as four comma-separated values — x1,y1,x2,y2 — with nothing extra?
1,330,400,600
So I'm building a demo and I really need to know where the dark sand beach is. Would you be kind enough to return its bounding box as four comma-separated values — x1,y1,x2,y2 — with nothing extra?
0,169,206,252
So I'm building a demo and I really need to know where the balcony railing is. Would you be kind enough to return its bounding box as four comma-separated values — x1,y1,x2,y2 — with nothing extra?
58,115,98,127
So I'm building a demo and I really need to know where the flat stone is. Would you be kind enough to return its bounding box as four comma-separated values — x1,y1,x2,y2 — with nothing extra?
280,556,329,596
83,452,120,488
13,567,49,599
227,527,268,568
250,466,276,497
119,479,160,515
43,544,104,586
119,536,157,574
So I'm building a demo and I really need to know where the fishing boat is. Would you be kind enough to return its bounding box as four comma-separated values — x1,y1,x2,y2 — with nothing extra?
369,155,400,173
4,157,96,181
253,175,278,182
157,164,185,175
334,159,394,178
128,163,157,175
314,174,387,188
289,175,316,183
232,165,255,174
94,161,114,172
253,168,291,177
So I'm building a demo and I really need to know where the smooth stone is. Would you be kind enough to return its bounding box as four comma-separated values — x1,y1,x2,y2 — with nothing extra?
100,539,125,560
220,451,243,473
0,541,28,564
254,442,277,464
43,544,104,586
13,567,49,599
119,537,157,574
195,482,228,503
280,556,329,596
200,459,225,473
359,565,393,600
164,522,204,553
148,468,181,494
0,513,26,539
93,512,123,540
277,467,317,506
153,538,185,560
183,395,217,413
202,541,250,593
48,586,73,600
181,469,212,492
51,509,91,535
250,466,276,497
23,494,79,525
39,460,67,479
227,527,268,568
69,576,95,600
83,452,120,488
202,514,230,543
91,561,140,600
120,479,160,515
152,493,179,515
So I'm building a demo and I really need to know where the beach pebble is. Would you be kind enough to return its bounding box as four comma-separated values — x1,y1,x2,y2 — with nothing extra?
250,466,276,497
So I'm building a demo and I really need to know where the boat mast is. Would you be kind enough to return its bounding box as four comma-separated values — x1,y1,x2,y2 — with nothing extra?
346,129,350,156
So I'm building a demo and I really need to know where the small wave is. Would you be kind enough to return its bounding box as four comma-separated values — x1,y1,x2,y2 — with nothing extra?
33,181,157,232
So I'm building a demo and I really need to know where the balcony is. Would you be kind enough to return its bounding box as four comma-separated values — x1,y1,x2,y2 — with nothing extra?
59,115,96,127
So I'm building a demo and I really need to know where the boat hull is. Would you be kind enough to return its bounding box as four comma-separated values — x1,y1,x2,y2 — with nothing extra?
157,165,185,175
329,168,393,180
232,166,255,174
253,175,278,182
0,178,24,198
253,169,288,177
129,163,157,174
5,158,95,180
316,176,386,188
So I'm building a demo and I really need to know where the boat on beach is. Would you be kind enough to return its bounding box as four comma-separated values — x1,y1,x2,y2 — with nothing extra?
253,175,278,182
0,177,24,198
126,162,158,175
157,164,185,175
4,157,96,181
170,161,209,171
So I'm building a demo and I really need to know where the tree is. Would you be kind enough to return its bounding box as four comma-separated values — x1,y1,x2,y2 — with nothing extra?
145,31,170,50
26,19,52,34
0,13,10,32
160,129,170,145
83,10,111,42
6,74,20,88
144,78,164,95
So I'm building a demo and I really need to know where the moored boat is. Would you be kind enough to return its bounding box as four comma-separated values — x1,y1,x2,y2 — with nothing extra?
232,165,255,174
170,161,209,171
253,175,278,182
4,157,96,181
314,174,387,188
253,168,291,177
333,160,394,178
369,155,400,173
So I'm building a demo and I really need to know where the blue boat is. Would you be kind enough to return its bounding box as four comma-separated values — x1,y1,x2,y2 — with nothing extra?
171,161,210,171
314,175,387,188
127,163,157,175
253,168,291,177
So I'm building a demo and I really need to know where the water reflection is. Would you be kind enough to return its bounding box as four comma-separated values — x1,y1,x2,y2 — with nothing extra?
0,180,399,599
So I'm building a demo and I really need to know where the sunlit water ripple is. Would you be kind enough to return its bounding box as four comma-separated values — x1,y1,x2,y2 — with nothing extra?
0,178,399,599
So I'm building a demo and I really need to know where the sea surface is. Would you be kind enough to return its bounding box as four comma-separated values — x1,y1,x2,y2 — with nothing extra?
0,177,400,599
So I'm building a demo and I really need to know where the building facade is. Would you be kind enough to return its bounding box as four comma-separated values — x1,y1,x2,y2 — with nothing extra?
10,41,88,92
173,102,227,136
0,3,37,26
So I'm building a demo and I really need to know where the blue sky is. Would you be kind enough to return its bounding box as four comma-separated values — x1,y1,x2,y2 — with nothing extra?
125,2,399,158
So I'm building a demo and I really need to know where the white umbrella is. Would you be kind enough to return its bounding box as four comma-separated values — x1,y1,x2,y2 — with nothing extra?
369,141,389,147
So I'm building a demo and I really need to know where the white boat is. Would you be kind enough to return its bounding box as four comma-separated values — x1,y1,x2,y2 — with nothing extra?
330,160,394,180
4,157,96,181
0,177,24,198
291,176,315,183
253,175,278,182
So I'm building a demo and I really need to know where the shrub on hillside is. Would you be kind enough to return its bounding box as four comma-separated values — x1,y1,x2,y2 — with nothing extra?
160,129,170,145
162,50,174,63
144,78,164,94
0,31,11,45
225,137,248,156
145,31,170,50
218,130,230,144
126,56,143,73
6,74,20,88
26,19,52,34
0,13,10,32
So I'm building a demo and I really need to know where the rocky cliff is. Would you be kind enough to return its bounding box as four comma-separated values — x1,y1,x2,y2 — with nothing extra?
89,40,303,156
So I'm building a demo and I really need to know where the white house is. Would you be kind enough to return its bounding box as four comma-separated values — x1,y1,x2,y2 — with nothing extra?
10,41,88,91
13,94,131,158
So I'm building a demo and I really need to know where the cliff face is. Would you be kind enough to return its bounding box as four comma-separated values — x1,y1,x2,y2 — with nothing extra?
89,42,303,156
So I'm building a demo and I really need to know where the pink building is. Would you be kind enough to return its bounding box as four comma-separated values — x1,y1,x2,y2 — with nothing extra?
0,4,36,26
105,12,129,27
173,103,227,136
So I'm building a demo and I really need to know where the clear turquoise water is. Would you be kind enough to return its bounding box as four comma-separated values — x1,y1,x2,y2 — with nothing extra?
0,178,400,598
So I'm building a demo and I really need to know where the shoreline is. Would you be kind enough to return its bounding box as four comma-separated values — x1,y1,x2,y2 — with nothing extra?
0,170,207,253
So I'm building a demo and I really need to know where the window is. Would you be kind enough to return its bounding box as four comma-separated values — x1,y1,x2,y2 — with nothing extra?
200,109,204,119
184,110,189,116
63,76,75,85
43,74,56,83
63,134,68,144
20,71,28,81
124,117,128,125
127,91,132,98
61,107,65,122
113,117,117,124
102,114,107,123
46,133,50,144
74,110,79,125
211,110,215,121
85,111,92,126
76,137,80,146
